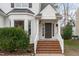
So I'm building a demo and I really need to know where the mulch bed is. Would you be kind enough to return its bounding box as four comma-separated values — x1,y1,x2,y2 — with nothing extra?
0,44,34,56
0,51,34,56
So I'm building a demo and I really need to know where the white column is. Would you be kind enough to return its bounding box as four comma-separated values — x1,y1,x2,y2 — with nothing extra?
25,20,28,31
10,19,14,27
58,20,60,35
36,19,39,40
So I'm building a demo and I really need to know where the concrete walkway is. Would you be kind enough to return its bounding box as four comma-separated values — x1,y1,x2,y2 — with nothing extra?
35,54,64,56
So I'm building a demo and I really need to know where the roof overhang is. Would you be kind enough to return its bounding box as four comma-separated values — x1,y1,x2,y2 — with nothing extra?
0,9,6,16
7,8,34,16
35,13,62,20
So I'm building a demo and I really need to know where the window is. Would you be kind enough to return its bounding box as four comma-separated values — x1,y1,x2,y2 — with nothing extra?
14,3,21,8
29,3,32,8
42,24,45,36
14,20,24,29
22,3,28,7
28,20,31,35
14,3,28,8
13,3,32,8
11,3,14,8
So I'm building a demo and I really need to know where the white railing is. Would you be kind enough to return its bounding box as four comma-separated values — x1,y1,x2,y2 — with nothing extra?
56,34,64,53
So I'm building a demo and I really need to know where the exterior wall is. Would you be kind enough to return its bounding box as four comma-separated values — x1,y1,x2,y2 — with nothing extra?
4,16,11,27
31,3,40,15
0,3,62,44
0,3,40,14
0,15,5,27
8,14,37,43
0,3,12,13
31,19,39,43
76,9,79,35
39,20,58,39
40,5,57,19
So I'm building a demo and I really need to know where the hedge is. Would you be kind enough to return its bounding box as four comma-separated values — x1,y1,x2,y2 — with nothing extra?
0,27,29,52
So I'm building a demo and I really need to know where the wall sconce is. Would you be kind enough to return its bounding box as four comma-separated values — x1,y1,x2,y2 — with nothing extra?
56,24,58,27
39,20,41,24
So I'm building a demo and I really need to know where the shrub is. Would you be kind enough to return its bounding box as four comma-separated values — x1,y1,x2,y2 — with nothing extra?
62,23,73,40
0,27,29,52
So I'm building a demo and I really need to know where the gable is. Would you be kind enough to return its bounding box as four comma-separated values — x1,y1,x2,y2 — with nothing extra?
40,3,56,12
40,4,57,19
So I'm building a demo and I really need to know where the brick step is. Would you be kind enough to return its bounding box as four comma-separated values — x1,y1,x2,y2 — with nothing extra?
37,44,59,46
38,40,58,42
37,43,59,45
37,45,60,47
37,47,60,49
38,42,59,44
36,51,62,54
37,48,61,51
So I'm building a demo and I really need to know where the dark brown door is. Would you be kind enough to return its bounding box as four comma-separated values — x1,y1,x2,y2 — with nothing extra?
45,23,52,38
14,20,24,29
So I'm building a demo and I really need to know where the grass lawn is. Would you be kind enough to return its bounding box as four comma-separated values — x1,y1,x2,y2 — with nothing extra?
65,40,79,48
64,40,79,56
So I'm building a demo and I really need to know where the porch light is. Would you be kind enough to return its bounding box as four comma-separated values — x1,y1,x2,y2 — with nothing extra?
56,24,58,27
39,21,41,24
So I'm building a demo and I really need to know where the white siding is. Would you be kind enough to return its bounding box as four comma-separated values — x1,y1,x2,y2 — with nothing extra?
40,5,57,19
0,3,12,13
0,3,40,14
31,3,40,15
0,15,4,27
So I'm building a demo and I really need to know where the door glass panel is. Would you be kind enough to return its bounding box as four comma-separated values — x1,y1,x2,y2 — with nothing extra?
45,23,52,38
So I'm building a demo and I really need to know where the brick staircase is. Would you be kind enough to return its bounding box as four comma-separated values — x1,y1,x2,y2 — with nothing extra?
36,40,62,54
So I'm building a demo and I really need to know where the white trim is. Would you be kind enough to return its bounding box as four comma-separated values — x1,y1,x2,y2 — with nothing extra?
7,12,34,16
39,20,57,39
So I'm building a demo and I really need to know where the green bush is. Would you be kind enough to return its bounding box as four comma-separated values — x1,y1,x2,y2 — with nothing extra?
0,28,29,52
62,23,73,40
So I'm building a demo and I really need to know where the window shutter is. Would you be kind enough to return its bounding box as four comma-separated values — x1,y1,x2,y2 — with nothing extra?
11,3,14,8
29,3,32,8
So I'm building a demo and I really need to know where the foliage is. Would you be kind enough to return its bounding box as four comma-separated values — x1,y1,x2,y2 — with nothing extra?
0,28,29,52
62,22,73,40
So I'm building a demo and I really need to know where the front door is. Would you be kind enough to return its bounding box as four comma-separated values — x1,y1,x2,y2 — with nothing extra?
45,23,52,38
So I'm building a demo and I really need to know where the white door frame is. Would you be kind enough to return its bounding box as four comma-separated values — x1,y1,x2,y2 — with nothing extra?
39,20,56,39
